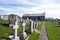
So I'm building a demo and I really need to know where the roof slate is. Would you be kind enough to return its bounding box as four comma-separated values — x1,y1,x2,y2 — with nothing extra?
23,13,45,16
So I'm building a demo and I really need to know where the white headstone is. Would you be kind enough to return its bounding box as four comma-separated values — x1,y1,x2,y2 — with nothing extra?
22,21,25,33
8,17,19,40
36,21,39,27
33,22,36,31
20,19,27,40
30,19,34,33
27,18,29,20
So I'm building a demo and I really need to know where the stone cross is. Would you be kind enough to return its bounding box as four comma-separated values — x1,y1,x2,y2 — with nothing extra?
8,16,19,40
13,20,19,39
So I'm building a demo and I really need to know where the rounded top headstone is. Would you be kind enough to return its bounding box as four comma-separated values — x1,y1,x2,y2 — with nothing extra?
21,19,23,23
30,19,32,21
27,18,29,20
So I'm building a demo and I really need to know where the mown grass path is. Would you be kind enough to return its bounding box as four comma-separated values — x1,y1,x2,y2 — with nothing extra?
40,21,48,40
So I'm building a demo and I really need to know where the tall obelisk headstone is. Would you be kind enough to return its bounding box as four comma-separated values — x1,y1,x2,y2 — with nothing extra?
35,20,39,27
30,19,34,33
33,21,36,31
20,19,27,40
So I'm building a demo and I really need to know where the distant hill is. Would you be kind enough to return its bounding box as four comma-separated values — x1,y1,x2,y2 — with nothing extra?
45,18,54,21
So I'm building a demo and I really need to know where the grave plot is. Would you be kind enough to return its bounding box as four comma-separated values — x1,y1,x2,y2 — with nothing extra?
28,21,42,40
36,21,43,31
46,21,60,40
19,19,40,40
0,15,21,40
0,15,42,40
8,16,20,40
54,19,60,27
28,32,40,40
20,19,27,40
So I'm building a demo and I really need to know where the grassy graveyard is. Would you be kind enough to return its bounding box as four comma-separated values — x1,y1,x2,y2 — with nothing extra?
36,21,43,30
0,20,42,40
28,21,43,40
0,20,20,39
28,32,40,40
0,20,29,40
54,19,60,26
46,21,60,40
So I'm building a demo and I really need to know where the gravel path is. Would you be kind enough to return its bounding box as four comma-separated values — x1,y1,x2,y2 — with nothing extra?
40,22,48,40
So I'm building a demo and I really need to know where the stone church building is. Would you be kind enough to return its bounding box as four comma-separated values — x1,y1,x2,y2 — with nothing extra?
22,12,45,21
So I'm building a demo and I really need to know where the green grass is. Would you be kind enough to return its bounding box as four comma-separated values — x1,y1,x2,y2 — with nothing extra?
28,32,40,40
0,25,13,39
0,20,42,40
29,21,43,40
25,21,30,31
0,20,30,39
46,21,60,40
1,20,9,23
36,21,43,30
0,24,22,39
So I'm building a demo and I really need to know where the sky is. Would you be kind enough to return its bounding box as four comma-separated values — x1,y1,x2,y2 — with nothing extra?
0,0,60,19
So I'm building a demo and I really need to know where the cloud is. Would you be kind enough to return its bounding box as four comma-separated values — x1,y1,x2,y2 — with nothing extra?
0,0,60,18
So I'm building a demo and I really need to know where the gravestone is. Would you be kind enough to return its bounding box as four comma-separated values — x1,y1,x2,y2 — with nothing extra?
27,18,29,20
33,22,36,31
25,18,29,23
9,15,16,27
27,19,34,34
29,19,34,33
35,20,39,27
8,16,19,40
54,18,60,26
20,19,27,40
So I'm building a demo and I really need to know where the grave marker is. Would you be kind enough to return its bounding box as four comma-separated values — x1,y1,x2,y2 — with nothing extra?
30,19,34,33
33,22,36,31
8,16,19,40
36,20,39,27
9,15,16,27
20,19,27,40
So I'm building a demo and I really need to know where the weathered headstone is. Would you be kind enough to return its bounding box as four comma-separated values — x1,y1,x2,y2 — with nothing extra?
29,19,34,33
33,22,36,31
27,18,29,20
27,19,34,34
35,20,39,27
20,19,27,40
8,16,19,40
25,18,29,23
9,15,16,27
54,18,60,26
